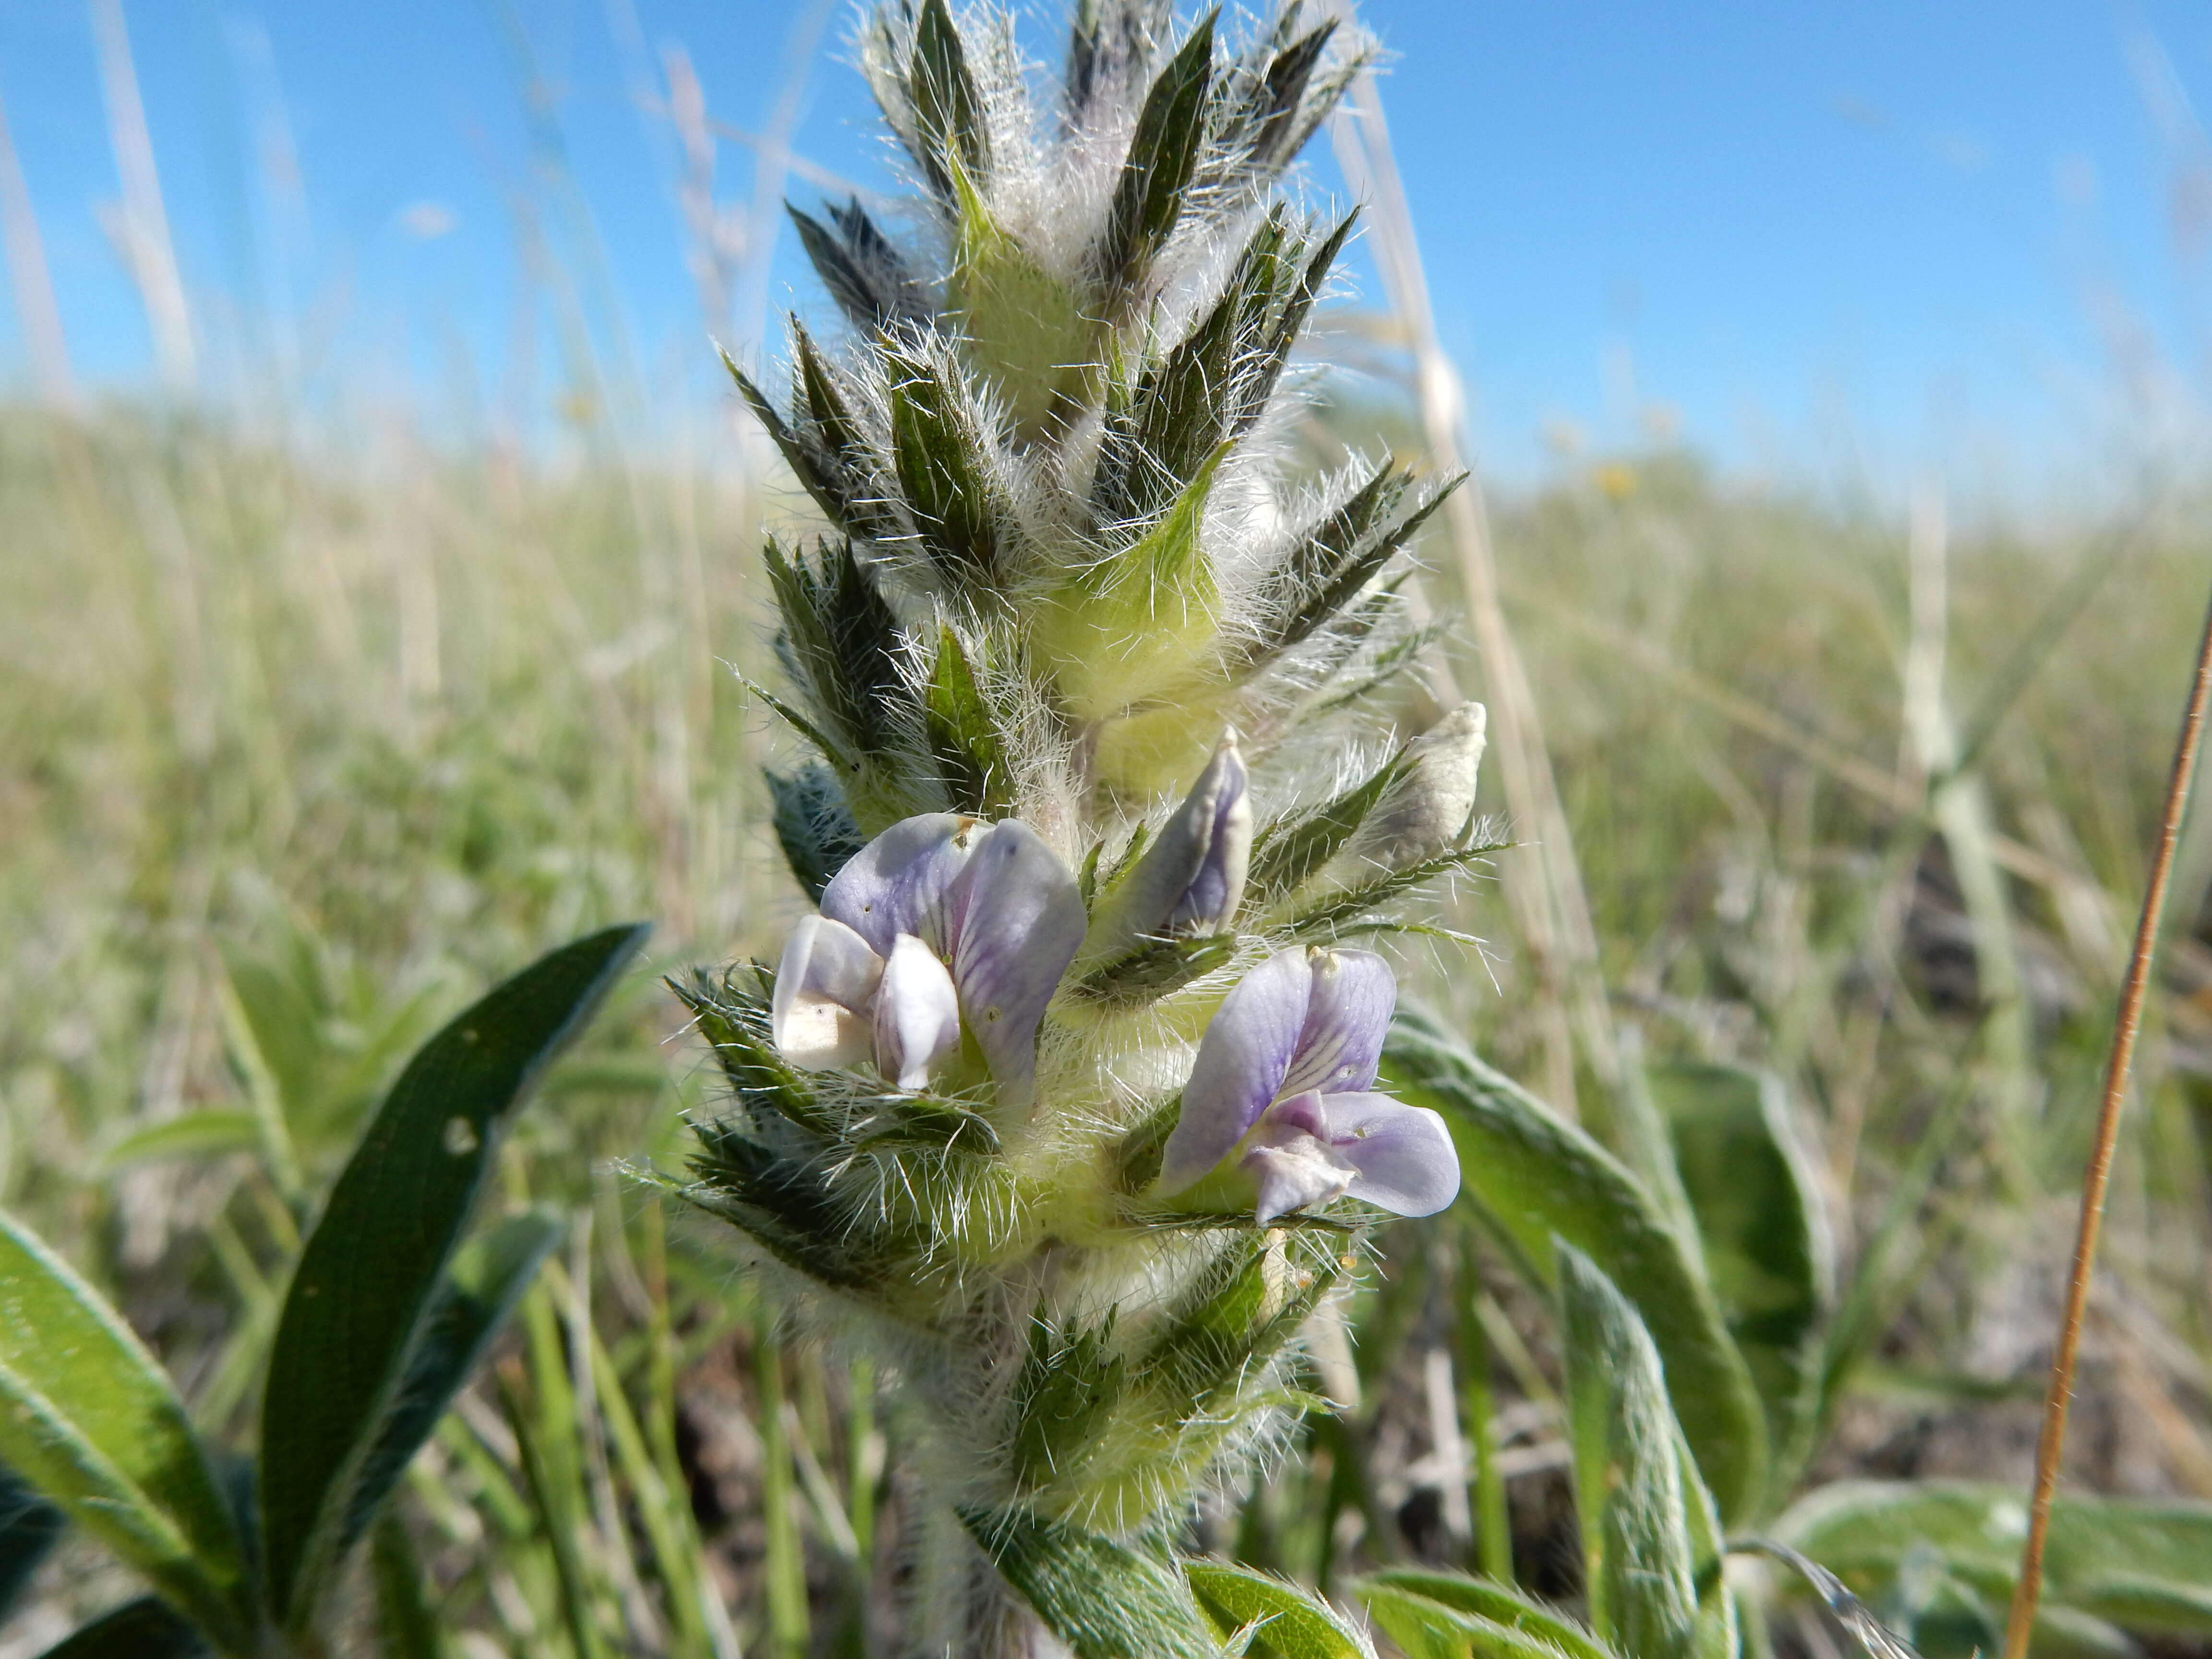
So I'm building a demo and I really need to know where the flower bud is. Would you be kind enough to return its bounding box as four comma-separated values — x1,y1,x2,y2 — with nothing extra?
1082,731,1251,963
1350,701,1486,867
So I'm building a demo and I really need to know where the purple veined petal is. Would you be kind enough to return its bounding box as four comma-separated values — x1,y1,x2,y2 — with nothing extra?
1278,948,1395,1099
1244,1134,1358,1226
945,820,1086,1098
771,914,884,1072
1155,948,1312,1195
1322,1092,1462,1218
820,813,979,956
872,933,962,1092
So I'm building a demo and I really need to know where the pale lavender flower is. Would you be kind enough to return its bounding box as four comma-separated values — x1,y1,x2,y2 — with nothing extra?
771,813,1085,1098
1155,946,1460,1224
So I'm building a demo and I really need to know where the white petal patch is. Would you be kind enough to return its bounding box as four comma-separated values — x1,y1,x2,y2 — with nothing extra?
873,933,963,1092
771,914,883,1072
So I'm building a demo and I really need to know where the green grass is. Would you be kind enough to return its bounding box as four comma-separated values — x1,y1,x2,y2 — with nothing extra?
4,400,2211,1652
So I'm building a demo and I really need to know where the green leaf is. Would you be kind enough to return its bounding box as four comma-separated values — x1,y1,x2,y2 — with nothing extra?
333,1208,565,1557
1379,1017,1768,1520
1097,16,1216,292
925,626,1015,816
888,346,1003,584
1358,1581,1619,1659
258,923,647,1628
1774,1480,2212,1636
1186,1562,1373,1658
958,1505,1221,1659
1558,1245,1713,1659
0,1212,251,1649
1009,1314,1125,1493
1353,1571,1613,1659
35,1598,209,1659
95,1111,264,1175
788,196,930,333
1246,747,1414,907
765,762,864,902
0,1462,65,1621
909,0,991,195
1647,1059,1833,1496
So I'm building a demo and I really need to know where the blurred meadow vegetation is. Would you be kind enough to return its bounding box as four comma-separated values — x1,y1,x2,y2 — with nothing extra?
5,5,2212,1657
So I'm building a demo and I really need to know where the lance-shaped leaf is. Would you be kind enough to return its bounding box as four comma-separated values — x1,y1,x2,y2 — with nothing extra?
1648,1059,1833,1497
1239,18,1345,173
789,197,932,332
1774,1480,2212,1638
1245,747,1415,908
762,538,921,824
766,763,866,902
1095,209,1345,526
924,626,1014,816
1559,1245,1731,1659
1187,1562,1374,1659
958,1505,1221,1659
1008,1312,1125,1492
1379,1014,1768,1522
889,344,1005,583
329,1208,565,1563
1095,16,1215,295
259,922,648,1627
1065,0,1172,129
908,0,991,196
1354,1571,1615,1659
0,1212,251,1650
1239,465,1459,673
34,1597,210,1659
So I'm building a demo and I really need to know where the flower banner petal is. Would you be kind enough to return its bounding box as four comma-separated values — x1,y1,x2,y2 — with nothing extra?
1156,948,1311,1195
946,821,1086,1097
821,813,978,955
1279,949,1394,1099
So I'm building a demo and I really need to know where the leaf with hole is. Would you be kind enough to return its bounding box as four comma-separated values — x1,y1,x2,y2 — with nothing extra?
258,922,647,1629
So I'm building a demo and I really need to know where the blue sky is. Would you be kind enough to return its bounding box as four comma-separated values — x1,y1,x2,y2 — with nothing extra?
1,0,2209,490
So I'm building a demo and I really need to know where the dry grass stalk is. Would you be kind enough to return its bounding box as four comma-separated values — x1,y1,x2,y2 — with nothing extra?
0,93,73,410
2002,582,2212,1659
1328,66,1612,1117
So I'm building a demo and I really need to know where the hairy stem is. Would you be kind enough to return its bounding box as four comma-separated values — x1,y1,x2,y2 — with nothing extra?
2001,583,2212,1659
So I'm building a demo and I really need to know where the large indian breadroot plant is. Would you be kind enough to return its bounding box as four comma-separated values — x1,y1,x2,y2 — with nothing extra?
674,1,1497,1650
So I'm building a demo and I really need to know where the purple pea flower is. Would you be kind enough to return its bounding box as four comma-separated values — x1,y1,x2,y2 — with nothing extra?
771,813,1086,1100
1155,947,1460,1225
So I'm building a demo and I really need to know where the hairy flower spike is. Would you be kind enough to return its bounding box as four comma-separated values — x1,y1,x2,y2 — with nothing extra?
695,2,1491,1648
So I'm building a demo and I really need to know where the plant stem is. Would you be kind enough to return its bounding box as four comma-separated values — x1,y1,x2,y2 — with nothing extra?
2001,585,2212,1659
